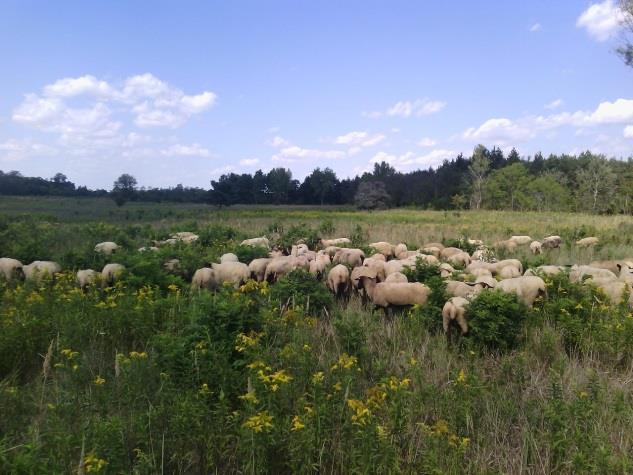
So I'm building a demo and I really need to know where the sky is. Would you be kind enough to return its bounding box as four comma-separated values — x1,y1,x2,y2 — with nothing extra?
0,0,632,189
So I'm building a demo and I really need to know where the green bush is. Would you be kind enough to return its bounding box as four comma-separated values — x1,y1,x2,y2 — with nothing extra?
404,259,441,283
233,245,269,263
269,269,333,315
442,237,477,254
277,224,320,252
465,290,527,352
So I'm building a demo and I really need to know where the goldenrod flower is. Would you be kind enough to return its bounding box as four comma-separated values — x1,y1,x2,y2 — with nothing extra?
239,390,259,404
311,371,325,385
243,411,274,433
291,415,305,431
347,399,371,425
331,353,357,371
84,452,108,472
129,351,148,360
456,369,466,384
94,375,106,386
199,383,210,395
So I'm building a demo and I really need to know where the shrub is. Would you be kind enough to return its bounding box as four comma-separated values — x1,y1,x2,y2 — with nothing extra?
233,245,269,263
403,259,441,283
269,269,333,315
277,224,320,252
465,290,527,352
442,237,477,255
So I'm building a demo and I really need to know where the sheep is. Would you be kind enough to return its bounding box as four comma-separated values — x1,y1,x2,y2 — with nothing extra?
171,231,199,244
474,275,498,288
424,242,445,250
211,262,250,288
524,265,565,277
384,260,406,277
264,256,298,282
447,251,471,268
529,241,542,255
94,241,119,255
440,247,463,259
358,274,431,310
249,258,272,282
494,240,518,253
321,238,351,247
542,235,562,249
369,242,394,258
291,244,310,256
509,235,532,246
101,263,125,286
220,253,239,263
496,276,547,307
138,246,159,252
393,243,408,258
467,239,484,247
490,259,523,276
333,248,365,267
327,264,351,297
420,246,441,258
324,246,342,257
439,263,456,278
412,254,440,266
362,257,386,282
442,297,469,335
308,254,329,279
369,253,387,262
586,277,633,306
385,272,408,283
164,259,181,273
576,237,599,247
191,268,214,290
445,280,483,298
497,265,521,280
589,260,633,277
399,250,422,260
0,257,24,281
76,269,98,289
23,261,61,282
470,267,492,278
241,237,270,249
569,265,617,283
471,249,491,261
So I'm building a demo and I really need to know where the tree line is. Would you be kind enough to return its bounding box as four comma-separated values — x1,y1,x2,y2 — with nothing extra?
2,145,633,213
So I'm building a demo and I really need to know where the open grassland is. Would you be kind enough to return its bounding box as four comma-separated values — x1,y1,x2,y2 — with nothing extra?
2,197,633,473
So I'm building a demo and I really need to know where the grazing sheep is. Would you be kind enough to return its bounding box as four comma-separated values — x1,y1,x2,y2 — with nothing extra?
420,246,441,258
399,250,422,260
370,253,387,262
249,258,272,282
327,264,351,297
475,275,498,288
324,246,342,257
490,259,523,276
467,239,484,247
470,267,492,278
164,259,181,273
220,253,239,263
471,249,491,261
359,275,431,310
369,242,394,258
529,241,542,255
76,269,98,289
393,243,408,258
362,257,386,282
424,242,445,250
439,263,456,279
321,238,351,247
576,237,599,248
191,268,214,290
264,256,299,282
101,263,125,286
384,260,406,277
509,235,532,246
442,297,469,335
308,255,329,279
496,276,546,307
587,277,633,306
23,261,61,282
440,247,463,259
524,265,565,277
385,272,408,283
170,232,199,244
333,248,365,267
497,265,521,280
445,280,483,298
241,237,270,249
0,257,23,281
94,241,119,255
569,265,617,283
447,251,471,268
138,246,159,252
542,235,562,249
589,260,633,277
211,262,250,288
494,240,518,253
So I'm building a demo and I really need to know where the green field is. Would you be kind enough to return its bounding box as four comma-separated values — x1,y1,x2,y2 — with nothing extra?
2,197,633,474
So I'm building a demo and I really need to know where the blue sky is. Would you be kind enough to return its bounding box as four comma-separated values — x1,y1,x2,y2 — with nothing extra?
0,0,631,189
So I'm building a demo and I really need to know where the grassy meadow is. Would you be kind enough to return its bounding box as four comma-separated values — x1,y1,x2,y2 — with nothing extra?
2,197,633,473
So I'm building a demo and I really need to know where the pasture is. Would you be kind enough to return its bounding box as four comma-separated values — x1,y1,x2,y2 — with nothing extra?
2,197,633,474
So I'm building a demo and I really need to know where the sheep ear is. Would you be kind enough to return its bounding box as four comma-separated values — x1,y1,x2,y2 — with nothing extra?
617,263,623,272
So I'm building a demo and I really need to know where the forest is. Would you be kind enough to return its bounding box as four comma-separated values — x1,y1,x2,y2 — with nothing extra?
2,145,632,213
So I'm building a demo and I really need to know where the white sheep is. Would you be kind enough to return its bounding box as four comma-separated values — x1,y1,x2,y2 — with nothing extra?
241,237,270,249
496,276,546,307
0,257,23,281
442,297,469,335
327,264,351,296
101,263,125,286
94,241,119,255
23,261,61,282
76,269,98,289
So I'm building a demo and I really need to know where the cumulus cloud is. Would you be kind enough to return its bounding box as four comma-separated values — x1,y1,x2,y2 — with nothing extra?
624,125,633,137
529,23,542,32
335,131,385,147
577,0,627,41
417,137,437,147
0,139,57,162
161,143,211,157
364,98,446,119
239,158,260,166
545,99,563,110
370,148,454,170
463,118,534,143
272,145,345,163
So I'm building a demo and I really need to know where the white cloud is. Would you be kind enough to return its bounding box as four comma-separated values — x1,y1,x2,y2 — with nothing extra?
335,131,385,147
588,98,633,123
529,23,541,32
365,98,446,118
463,118,534,143
43,75,115,98
577,0,626,41
272,145,345,163
418,137,437,147
240,158,260,166
270,135,291,147
0,139,57,162
370,148,454,170
161,143,211,157
624,125,633,137
545,99,563,110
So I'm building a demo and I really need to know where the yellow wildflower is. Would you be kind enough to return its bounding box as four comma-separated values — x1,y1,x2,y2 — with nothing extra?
388,376,411,391
367,385,387,408
333,381,343,392
290,415,305,431
377,425,388,440
61,348,79,360
431,419,450,435
235,332,264,352
239,390,259,404
199,383,210,395
243,411,274,433
579,391,588,399
84,452,108,473
303,344,311,352
94,375,106,386
409,356,418,367
129,351,148,360
456,369,466,384
331,353,357,371
311,371,325,385
347,399,371,426
167,284,179,292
